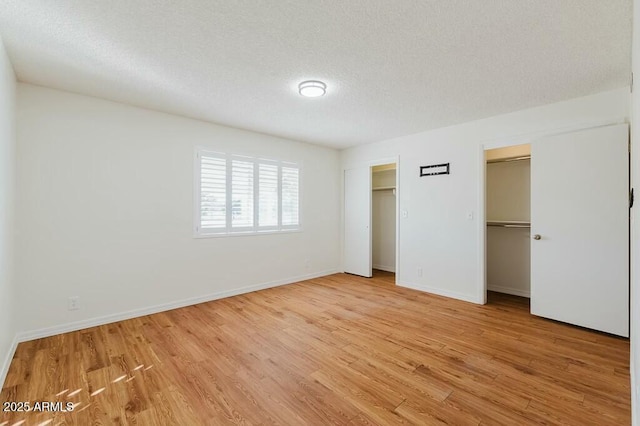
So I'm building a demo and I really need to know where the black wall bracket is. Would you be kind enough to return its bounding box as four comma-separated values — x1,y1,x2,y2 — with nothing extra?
420,163,450,177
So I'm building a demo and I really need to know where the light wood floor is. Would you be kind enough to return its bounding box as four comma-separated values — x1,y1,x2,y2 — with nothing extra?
0,271,630,425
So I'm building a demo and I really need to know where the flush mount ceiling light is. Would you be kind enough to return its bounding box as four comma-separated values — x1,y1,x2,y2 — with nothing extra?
298,80,326,98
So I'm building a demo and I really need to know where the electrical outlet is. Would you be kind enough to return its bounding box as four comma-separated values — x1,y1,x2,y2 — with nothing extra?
305,259,311,270
68,296,79,311
417,267,423,278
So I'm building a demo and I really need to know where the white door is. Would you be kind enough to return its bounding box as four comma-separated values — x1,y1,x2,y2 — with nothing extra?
344,167,372,277
531,124,629,337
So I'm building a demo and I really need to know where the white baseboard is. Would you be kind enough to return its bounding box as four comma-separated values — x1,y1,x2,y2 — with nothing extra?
16,269,340,343
632,355,637,426
373,264,396,273
0,333,19,390
397,280,480,304
487,285,530,298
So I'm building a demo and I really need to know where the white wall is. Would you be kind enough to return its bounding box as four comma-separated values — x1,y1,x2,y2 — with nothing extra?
14,84,341,337
0,37,16,386
342,87,629,303
631,0,640,423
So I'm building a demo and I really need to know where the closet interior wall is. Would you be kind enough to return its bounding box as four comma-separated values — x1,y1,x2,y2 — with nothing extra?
486,146,531,298
372,166,396,273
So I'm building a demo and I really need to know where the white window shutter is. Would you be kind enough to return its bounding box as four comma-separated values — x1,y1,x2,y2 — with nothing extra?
259,163,279,227
199,154,227,231
231,159,254,228
282,166,299,227
196,149,299,236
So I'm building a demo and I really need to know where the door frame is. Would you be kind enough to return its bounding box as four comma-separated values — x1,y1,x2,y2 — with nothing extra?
476,119,628,305
343,156,400,283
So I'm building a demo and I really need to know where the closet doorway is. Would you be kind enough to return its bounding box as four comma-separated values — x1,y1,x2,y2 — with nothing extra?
372,164,397,274
485,144,531,299
481,124,629,337
344,159,398,280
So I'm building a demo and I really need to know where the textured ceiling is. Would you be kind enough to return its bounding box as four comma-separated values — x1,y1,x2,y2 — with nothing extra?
0,1,632,149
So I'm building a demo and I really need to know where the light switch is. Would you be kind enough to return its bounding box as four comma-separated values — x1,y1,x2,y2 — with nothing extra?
466,211,474,220
402,210,408,218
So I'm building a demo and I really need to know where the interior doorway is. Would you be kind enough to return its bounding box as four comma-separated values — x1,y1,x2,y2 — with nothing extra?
480,124,629,337
485,144,531,302
343,159,399,280
372,163,396,275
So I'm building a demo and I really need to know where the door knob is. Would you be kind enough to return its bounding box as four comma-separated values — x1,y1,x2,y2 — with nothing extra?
533,234,541,240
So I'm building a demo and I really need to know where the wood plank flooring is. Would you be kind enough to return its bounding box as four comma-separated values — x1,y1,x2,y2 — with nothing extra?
0,271,631,425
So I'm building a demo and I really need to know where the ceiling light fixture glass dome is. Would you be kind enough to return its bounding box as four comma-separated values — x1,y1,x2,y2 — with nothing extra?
298,80,327,97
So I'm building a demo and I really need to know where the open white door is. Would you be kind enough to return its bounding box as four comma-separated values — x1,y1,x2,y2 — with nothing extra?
344,167,372,277
531,124,629,337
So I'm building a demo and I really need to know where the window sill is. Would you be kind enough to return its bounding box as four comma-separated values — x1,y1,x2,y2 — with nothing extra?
194,228,302,239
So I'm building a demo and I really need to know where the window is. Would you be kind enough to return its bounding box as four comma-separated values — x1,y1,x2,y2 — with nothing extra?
195,149,300,236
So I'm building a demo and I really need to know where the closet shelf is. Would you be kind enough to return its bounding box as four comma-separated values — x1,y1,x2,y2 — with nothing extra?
372,186,396,191
487,220,530,228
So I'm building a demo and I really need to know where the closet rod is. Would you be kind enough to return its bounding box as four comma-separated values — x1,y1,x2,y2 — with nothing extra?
487,221,530,228
486,155,531,164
